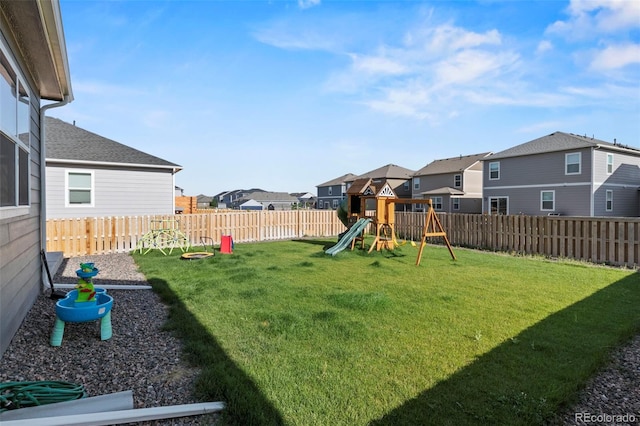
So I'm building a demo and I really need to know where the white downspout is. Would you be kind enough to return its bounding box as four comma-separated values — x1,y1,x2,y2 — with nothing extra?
40,97,71,288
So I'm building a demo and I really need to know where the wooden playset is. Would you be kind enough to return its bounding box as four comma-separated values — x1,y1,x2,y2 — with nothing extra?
343,178,456,265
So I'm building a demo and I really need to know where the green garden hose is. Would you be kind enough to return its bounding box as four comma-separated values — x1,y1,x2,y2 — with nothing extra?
0,381,86,412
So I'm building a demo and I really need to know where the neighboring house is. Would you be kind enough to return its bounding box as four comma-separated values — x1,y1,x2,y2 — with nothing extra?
197,194,214,208
346,164,415,210
45,117,182,218
239,199,264,211
222,188,265,208
316,173,357,210
290,192,316,209
412,152,492,213
482,132,640,216
0,0,73,356
236,191,299,210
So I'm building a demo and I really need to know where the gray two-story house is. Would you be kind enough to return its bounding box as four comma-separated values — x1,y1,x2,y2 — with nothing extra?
412,152,492,213
482,132,640,216
316,173,357,210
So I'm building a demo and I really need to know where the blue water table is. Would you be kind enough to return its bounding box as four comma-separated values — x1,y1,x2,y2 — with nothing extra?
50,263,114,346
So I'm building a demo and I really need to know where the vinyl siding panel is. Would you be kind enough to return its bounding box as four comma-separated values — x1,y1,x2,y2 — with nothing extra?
593,186,639,217
484,148,593,188
0,68,42,355
484,185,592,216
316,184,345,209
463,169,483,196
46,164,175,218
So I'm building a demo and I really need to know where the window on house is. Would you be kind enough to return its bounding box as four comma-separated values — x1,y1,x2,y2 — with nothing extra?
606,154,614,174
67,171,93,206
489,162,500,180
541,191,554,211
328,187,332,196
403,181,409,190
324,201,329,209
431,196,443,210
565,152,581,174
0,47,31,210
606,190,613,211
413,177,420,190
489,197,507,215
332,199,339,209
452,197,460,210
454,174,462,188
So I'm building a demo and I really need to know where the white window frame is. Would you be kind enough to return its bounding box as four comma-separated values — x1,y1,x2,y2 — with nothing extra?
605,190,613,211
565,152,581,175
489,196,508,215
452,197,460,211
489,162,500,180
65,170,95,207
324,201,329,209
540,190,555,211
453,174,462,188
606,153,614,174
403,181,409,190
328,186,333,196
332,199,339,209
431,196,443,210
413,177,420,190
0,42,31,219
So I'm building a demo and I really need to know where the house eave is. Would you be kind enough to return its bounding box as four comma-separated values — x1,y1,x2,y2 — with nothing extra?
0,0,73,101
46,158,183,172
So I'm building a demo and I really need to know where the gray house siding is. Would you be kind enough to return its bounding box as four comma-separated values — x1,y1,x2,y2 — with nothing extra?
592,149,640,217
316,184,346,210
0,30,41,355
46,164,176,218
484,185,591,216
484,148,594,188
483,148,595,215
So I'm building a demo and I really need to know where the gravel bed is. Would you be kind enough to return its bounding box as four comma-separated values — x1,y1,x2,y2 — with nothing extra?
0,253,218,425
1,253,637,425
556,333,639,425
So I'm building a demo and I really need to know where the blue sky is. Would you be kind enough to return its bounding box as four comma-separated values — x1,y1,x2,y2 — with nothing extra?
54,0,640,196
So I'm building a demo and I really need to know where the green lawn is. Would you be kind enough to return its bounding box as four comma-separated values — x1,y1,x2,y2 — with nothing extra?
132,239,639,425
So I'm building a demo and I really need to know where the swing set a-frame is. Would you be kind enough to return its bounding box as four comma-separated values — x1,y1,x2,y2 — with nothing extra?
344,178,456,265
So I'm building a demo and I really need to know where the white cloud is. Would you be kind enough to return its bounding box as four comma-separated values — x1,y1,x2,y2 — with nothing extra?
589,43,640,71
350,53,407,75
425,25,501,53
536,40,553,55
298,0,321,10
546,0,640,39
434,50,519,86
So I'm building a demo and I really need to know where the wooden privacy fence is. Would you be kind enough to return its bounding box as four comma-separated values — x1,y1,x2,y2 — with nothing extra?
396,212,639,268
46,210,345,257
47,211,639,268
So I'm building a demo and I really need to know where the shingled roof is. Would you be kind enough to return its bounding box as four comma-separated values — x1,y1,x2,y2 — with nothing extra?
351,164,414,180
487,131,640,160
317,173,358,187
45,117,181,169
414,152,492,176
